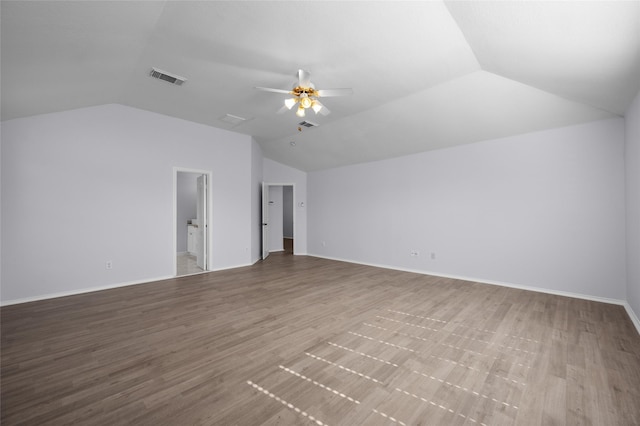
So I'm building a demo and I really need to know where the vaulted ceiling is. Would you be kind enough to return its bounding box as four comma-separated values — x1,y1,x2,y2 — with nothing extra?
2,1,639,171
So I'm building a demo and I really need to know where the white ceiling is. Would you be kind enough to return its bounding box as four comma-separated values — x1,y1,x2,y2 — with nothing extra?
2,1,639,171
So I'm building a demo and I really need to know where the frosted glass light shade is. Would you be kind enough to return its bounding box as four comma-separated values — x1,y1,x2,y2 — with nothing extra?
284,98,297,109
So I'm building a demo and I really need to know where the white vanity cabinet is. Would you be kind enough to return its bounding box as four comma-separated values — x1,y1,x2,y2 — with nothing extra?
187,224,197,255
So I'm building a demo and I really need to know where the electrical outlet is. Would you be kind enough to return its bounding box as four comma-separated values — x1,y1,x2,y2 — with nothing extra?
105,261,113,270
322,241,326,247
430,252,436,260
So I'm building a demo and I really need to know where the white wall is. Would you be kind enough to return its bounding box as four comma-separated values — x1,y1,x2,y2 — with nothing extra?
1,104,255,304
626,92,640,327
308,118,627,301
0,123,3,295
263,158,308,254
283,186,294,239
176,172,198,253
251,139,263,264
268,186,284,252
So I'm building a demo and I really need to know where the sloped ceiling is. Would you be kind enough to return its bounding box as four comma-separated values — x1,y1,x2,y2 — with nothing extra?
2,1,639,171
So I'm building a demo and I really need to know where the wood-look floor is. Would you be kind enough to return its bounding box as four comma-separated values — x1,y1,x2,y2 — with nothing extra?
2,254,639,425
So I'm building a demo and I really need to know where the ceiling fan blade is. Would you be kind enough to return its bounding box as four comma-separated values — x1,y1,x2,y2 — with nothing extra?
297,69,312,88
255,86,292,95
317,88,354,97
276,105,289,114
313,100,331,116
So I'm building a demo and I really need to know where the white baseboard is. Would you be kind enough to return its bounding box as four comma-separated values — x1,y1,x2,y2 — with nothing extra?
308,252,629,306
0,262,257,307
269,249,285,253
624,302,640,336
1,275,175,306
208,262,254,272
284,237,293,240
5,254,638,338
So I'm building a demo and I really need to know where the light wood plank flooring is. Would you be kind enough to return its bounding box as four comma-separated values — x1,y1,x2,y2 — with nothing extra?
2,254,639,425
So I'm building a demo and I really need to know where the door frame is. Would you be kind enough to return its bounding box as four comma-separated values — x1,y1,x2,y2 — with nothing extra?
173,167,213,276
262,182,296,259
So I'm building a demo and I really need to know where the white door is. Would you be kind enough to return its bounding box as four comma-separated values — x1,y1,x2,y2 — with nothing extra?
196,174,207,269
262,182,270,260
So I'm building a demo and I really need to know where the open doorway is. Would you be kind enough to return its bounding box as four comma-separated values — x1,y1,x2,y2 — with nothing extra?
175,169,211,276
283,186,294,254
262,183,295,260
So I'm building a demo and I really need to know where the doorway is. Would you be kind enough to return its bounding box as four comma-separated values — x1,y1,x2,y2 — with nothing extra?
175,169,211,276
262,183,295,260
283,186,294,254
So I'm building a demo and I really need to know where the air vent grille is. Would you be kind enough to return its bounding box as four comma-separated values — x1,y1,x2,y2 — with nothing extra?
149,68,187,86
299,120,318,128
220,114,247,126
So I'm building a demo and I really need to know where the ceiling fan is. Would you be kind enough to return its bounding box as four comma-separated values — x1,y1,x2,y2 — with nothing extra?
255,69,353,118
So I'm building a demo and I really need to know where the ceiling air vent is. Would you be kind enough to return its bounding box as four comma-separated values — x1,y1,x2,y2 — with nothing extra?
298,120,318,128
220,114,247,126
149,68,187,86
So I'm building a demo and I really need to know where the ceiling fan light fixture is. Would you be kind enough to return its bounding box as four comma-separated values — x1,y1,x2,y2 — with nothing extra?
256,69,352,118
284,98,297,109
300,95,312,109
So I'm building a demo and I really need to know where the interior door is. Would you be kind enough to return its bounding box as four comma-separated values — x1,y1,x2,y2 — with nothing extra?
262,182,270,260
196,174,207,269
